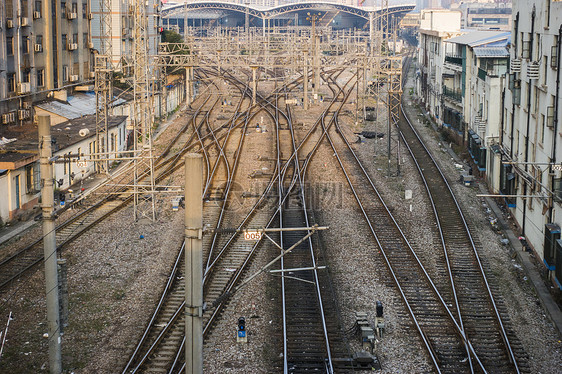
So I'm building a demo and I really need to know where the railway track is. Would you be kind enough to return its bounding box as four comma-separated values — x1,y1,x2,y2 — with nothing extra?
397,55,530,373
312,55,530,373
122,69,285,373
0,76,243,292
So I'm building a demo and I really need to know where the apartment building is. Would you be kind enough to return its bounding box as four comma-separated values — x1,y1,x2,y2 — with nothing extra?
90,0,160,67
451,1,512,31
417,9,465,128
503,0,562,286
0,0,94,124
444,31,509,185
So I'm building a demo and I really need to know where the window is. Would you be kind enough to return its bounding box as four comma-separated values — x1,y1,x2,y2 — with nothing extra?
37,69,44,87
22,70,30,83
35,0,41,12
71,2,77,13
546,0,551,28
26,162,40,194
540,114,545,144
7,74,15,92
62,65,69,81
62,34,67,49
522,37,531,59
83,32,88,46
72,33,78,44
82,3,87,18
23,36,30,54
552,36,559,69
36,35,43,52
7,37,13,56
111,133,115,152
61,1,66,14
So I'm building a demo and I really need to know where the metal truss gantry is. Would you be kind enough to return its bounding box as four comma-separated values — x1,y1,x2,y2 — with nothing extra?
132,0,156,221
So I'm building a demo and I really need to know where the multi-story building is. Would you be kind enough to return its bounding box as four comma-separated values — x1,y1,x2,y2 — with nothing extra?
445,31,509,185
450,0,512,31
417,9,464,127
0,0,94,124
90,0,160,67
502,0,562,286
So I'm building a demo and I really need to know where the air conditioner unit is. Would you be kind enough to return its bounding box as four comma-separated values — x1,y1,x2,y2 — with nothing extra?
545,223,560,269
88,13,93,20
3,112,16,123
33,11,41,19
89,71,95,78
67,42,78,51
23,101,32,109
17,82,31,94
510,58,521,73
70,75,79,82
20,17,29,27
528,61,540,80
87,41,94,49
18,109,30,120
34,44,43,52
67,12,77,20
6,19,14,28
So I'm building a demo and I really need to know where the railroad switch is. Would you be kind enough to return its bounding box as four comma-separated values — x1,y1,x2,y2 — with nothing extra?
354,312,378,354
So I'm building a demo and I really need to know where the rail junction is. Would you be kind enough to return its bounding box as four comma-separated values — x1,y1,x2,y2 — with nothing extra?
0,8,553,374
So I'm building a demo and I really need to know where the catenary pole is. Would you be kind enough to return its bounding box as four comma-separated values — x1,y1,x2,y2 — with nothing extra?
185,154,203,374
38,114,62,374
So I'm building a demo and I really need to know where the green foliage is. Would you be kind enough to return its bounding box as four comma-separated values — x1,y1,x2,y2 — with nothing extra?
112,71,130,90
161,30,183,44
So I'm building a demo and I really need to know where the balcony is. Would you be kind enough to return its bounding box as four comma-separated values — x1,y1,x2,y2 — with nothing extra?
445,55,463,66
444,54,463,74
442,86,462,103
478,68,487,81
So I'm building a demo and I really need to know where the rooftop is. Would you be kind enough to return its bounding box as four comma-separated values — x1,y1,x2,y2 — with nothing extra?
36,92,128,121
0,114,127,169
447,30,510,47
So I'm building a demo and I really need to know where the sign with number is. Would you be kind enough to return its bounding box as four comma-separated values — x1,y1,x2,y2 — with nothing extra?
243,230,262,241
76,160,87,168
553,164,562,171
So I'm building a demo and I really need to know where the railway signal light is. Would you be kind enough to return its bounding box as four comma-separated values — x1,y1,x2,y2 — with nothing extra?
237,316,247,343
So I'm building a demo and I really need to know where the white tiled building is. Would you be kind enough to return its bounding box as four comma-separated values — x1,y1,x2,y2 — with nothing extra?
503,0,562,286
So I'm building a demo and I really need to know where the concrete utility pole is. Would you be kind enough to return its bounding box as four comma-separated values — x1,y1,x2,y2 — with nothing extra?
185,66,193,106
303,51,309,110
185,154,203,374
38,115,62,374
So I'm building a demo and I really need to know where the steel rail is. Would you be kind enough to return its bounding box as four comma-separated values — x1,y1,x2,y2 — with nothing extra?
321,70,490,372
121,242,185,373
399,56,520,373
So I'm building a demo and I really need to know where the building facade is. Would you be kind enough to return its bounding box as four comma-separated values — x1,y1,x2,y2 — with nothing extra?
503,0,562,286
417,10,464,127
0,0,94,124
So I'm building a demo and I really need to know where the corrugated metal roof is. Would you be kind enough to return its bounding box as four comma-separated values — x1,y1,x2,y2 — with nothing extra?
473,46,509,57
447,30,510,47
36,92,126,120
